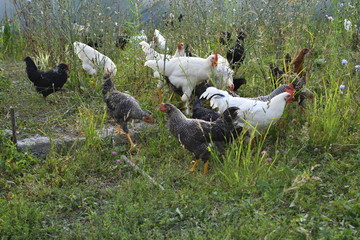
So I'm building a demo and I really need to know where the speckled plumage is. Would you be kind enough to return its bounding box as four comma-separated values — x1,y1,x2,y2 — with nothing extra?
102,75,151,133
249,84,294,102
160,103,241,163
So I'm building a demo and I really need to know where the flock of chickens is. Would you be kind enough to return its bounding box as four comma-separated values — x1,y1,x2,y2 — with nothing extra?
23,28,314,174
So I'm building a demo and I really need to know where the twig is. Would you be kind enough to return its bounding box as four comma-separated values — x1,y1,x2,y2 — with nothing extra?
121,155,165,191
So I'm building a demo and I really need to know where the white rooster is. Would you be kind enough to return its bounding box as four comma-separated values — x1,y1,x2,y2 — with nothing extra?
200,86,294,133
73,41,117,76
144,53,219,114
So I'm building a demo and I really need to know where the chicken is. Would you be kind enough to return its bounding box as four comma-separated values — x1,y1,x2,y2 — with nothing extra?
139,41,185,61
159,103,241,174
116,35,130,49
291,48,310,76
140,41,186,98
73,41,117,76
248,84,294,101
151,29,168,50
145,53,219,114
219,31,231,45
226,31,246,70
215,54,235,91
129,29,148,43
233,77,247,92
102,75,152,151
192,96,220,121
201,86,294,133
24,56,69,98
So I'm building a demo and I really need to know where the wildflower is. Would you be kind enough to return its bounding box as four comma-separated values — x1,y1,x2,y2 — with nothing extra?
341,59,348,65
265,158,272,162
355,65,360,71
344,19,352,31
289,135,294,138
261,150,267,155
111,151,117,155
340,84,345,90
116,159,121,164
168,135,172,139
233,8,236,12
339,3,344,7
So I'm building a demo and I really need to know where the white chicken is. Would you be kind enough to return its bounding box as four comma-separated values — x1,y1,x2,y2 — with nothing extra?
139,41,185,61
151,29,168,50
140,41,186,98
129,29,148,43
215,54,234,91
200,86,294,133
144,53,219,114
73,41,117,76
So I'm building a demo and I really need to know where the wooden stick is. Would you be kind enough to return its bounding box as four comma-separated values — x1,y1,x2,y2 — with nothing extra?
10,107,17,147
121,155,165,191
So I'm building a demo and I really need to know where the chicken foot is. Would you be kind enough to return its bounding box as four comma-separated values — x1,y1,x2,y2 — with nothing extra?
189,159,209,175
189,159,200,173
115,124,136,151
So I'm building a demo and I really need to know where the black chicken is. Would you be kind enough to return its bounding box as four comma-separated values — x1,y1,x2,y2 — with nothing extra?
159,103,241,174
226,31,246,70
192,96,220,122
116,35,130,50
233,77,247,92
24,56,69,98
103,75,152,150
219,31,231,45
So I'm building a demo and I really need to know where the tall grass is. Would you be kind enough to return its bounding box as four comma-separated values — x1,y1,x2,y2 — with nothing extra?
0,0,359,238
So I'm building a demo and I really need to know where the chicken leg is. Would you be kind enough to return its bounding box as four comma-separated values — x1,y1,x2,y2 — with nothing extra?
189,159,200,173
115,124,136,151
203,161,209,175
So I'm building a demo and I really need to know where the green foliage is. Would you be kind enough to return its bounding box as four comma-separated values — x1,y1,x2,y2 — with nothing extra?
0,0,359,239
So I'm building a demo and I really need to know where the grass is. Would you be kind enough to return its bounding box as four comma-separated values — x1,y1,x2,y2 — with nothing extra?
1,0,360,239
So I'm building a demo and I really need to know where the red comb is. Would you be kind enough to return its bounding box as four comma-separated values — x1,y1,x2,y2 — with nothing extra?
288,83,294,90
285,88,294,96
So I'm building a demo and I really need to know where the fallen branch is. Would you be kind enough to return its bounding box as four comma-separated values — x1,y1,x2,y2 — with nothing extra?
121,155,165,191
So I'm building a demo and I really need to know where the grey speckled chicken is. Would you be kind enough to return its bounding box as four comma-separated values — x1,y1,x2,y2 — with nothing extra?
249,84,294,102
102,74,152,150
159,103,242,174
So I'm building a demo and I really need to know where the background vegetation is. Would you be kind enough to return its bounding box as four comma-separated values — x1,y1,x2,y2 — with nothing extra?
0,0,359,239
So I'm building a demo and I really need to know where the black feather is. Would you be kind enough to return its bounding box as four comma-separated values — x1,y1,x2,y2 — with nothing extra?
24,56,69,98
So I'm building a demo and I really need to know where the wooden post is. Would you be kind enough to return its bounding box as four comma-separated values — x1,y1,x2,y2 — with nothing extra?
10,107,17,147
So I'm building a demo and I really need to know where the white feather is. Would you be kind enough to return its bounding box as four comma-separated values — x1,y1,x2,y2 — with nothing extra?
201,87,292,132
73,41,117,76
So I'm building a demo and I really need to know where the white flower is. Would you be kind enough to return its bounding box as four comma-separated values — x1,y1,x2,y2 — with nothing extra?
344,19,352,31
